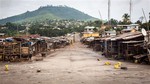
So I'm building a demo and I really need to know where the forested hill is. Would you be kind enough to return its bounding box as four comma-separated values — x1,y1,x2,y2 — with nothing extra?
0,5,96,24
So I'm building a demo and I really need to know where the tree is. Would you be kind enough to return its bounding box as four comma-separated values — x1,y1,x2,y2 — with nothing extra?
135,20,142,25
110,18,118,25
0,22,26,36
140,22,150,31
104,18,118,26
93,20,103,27
122,13,131,24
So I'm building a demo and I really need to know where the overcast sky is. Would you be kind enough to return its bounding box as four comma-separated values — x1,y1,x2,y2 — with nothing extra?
0,0,149,22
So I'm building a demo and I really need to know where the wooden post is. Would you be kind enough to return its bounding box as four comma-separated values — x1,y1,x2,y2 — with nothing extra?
104,40,107,57
20,42,21,59
118,42,120,57
110,41,113,58
126,43,129,60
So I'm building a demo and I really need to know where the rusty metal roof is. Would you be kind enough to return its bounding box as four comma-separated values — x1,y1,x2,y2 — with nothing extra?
121,41,143,44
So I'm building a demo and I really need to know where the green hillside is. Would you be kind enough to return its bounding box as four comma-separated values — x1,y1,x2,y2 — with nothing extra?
0,6,96,24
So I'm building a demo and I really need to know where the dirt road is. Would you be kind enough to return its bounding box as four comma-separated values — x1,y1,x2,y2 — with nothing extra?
0,34,150,84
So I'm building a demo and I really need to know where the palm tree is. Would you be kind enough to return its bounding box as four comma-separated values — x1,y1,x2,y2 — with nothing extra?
122,13,131,24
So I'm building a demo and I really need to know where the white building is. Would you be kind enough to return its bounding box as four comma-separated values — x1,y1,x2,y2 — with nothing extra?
102,30,116,37
84,26,95,32
117,24,139,32
0,33,5,37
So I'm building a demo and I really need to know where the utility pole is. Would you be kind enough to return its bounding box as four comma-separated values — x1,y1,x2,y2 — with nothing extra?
149,12,150,42
108,0,110,26
130,0,132,22
73,32,75,43
26,23,29,36
17,24,19,36
98,10,103,20
142,8,149,42
98,10,103,27
149,12,150,23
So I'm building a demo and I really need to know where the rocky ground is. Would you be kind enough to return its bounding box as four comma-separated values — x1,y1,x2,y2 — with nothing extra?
0,34,150,84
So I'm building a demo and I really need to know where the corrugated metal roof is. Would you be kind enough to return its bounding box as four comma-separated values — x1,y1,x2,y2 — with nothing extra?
123,34,143,40
121,41,143,44
100,31,143,41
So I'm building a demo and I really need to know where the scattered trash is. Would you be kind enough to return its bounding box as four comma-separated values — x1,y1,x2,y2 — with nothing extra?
5,64,9,71
120,67,128,70
114,62,122,69
41,52,47,57
97,59,100,61
37,69,41,72
134,60,138,63
116,62,122,67
114,64,120,69
104,62,111,65
35,57,43,61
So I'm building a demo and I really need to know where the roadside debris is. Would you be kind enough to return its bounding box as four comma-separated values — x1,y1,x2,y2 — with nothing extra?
103,61,127,70
37,69,41,73
104,62,111,65
35,57,43,61
134,60,138,63
5,64,9,71
120,67,128,70
116,62,122,67
114,64,120,69
97,58,100,61
41,52,47,57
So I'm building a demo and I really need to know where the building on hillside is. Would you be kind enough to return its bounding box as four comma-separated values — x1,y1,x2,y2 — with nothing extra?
101,30,116,37
84,26,95,32
117,24,139,33
0,25,7,29
0,33,5,37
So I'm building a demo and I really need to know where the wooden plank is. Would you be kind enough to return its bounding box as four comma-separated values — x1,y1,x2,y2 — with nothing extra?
133,54,146,59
